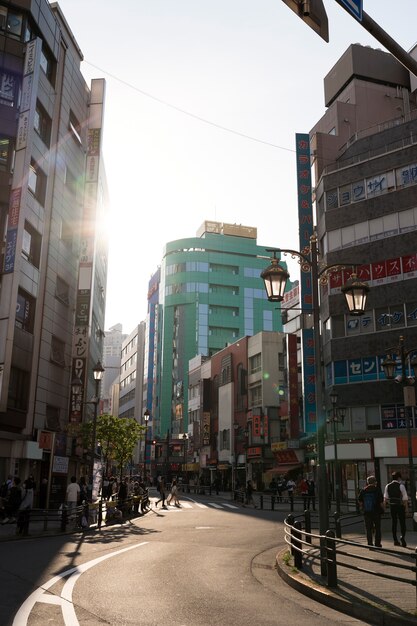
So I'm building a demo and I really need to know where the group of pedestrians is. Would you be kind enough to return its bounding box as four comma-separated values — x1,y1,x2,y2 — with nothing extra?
154,476,181,509
358,471,410,548
0,474,35,535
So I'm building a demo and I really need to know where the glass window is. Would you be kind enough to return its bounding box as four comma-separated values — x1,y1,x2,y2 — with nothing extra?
15,288,36,333
51,336,66,366
34,102,51,146
6,11,23,37
366,406,381,431
56,276,70,304
0,137,10,169
249,353,261,374
69,110,82,144
8,367,29,410
21,221,41,268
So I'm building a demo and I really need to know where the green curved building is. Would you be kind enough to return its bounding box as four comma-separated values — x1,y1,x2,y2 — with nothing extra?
153,221,286,439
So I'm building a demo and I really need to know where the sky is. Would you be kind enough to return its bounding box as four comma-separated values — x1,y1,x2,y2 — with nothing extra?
56,0,417,334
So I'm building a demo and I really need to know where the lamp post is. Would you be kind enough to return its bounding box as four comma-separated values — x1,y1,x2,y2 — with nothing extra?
143,409,150,483
328,391,346,517
71,360,105,484
233,423,239,495
382,336,417,530
261,233,369,541
182,433,189,485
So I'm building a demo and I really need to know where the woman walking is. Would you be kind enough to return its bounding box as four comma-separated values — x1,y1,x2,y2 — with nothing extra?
167,478,181,507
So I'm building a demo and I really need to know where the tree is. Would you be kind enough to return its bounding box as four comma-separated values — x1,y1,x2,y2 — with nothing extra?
80,414,145,482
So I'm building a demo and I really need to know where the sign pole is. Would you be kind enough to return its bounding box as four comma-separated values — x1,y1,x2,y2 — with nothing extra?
45,432,56,511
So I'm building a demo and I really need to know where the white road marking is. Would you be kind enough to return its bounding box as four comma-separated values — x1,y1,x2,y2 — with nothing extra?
179,502,193,508
13,542,148,626
222,503,239,509
207,503,223,509
194,502,208,509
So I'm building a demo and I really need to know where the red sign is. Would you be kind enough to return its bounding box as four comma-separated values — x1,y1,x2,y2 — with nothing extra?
39,431,53,450
246,446,262,458
275,449,299,464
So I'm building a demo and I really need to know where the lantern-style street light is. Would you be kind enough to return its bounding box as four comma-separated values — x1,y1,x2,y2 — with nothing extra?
382,336,417,529
143,409,150,482
261,233,369,545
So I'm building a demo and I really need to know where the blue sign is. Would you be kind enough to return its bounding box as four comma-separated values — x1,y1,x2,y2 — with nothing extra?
338,0,362,21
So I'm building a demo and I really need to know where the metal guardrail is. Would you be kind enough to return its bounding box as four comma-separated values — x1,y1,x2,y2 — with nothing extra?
10,489,151,536
284,512,417,607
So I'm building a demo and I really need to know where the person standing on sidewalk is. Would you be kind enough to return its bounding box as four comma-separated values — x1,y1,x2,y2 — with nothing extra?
358,476,384,547
243,480,257,508
66,476,80,524
384,471,408,547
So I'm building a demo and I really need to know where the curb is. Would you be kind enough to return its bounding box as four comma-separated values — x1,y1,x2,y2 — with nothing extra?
275,548,417,626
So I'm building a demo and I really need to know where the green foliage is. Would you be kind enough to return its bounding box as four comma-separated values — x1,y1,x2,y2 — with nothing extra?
81,414,145,480
101,414,144,480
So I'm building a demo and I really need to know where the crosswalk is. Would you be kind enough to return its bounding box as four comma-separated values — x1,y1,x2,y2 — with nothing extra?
153,500,240,512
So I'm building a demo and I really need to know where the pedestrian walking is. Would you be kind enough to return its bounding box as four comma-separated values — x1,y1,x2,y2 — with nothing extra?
358,476,384,547
243,480,257,508
307,478,316,511
299,476,309,510
2,476,22,524
384,471,408,547
17,476,35,535
155,476,167,509
167,478,181,507
277,476,286,503
118,477,129,516
66,475,80,523
286,477,296,507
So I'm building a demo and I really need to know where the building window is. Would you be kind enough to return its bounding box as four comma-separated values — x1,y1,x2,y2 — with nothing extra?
8,367,29,410
40,46,55,85
22,221,41,268
16,288,36,333
0,7,23,39
249,353,261,374
55,276,70,305
28,160,47,205
220,429,230,451
34,102,51,147
60,219,73,249
69,110,82,144
46,405,61,431
51,335,66,366
249,384,262,407
0,136,12,170
64,165,79,197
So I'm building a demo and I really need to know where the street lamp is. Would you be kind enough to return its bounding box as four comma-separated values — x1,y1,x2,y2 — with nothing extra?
261,233,369,540
71,359,105,482
233,423,239,494
182,433,189,485
143,409,150,482
382,336,417,529
328,391,346,517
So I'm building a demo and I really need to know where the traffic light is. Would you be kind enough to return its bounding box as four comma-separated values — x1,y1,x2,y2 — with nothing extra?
281,0,329,42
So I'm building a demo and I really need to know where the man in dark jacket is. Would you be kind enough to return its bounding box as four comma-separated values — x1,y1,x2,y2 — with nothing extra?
358,476,384,547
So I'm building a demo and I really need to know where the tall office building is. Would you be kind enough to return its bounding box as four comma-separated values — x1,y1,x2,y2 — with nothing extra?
146,221,287,441
0,1,108,490
310,44,417,498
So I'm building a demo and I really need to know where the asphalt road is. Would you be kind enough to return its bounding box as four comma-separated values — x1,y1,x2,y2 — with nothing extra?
1,494,367,625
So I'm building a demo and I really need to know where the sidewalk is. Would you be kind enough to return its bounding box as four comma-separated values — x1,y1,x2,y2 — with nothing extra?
276,525,417,626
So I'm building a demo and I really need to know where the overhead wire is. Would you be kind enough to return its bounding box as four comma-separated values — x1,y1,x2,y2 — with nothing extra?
85,60,296,154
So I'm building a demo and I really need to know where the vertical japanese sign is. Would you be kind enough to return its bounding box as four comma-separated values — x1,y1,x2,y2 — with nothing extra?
287,333,300,438
295,133,316,434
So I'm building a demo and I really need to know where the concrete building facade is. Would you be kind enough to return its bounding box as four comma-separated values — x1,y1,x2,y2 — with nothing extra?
0,1,107,497
310,44,417,500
